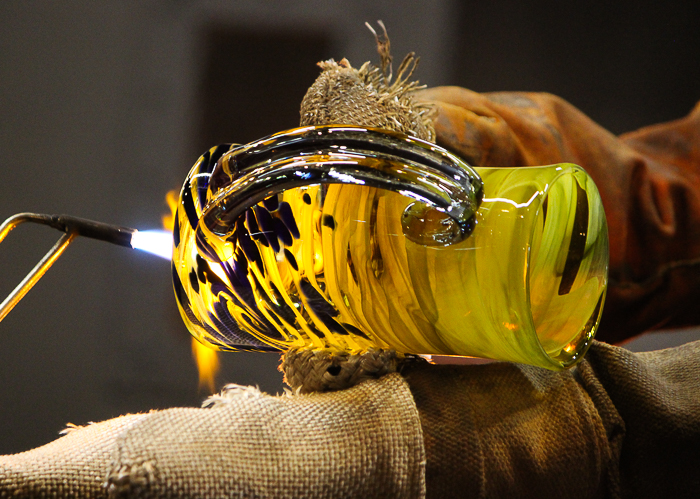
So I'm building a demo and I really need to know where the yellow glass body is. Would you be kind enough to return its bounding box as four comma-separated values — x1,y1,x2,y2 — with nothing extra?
174,162,608,370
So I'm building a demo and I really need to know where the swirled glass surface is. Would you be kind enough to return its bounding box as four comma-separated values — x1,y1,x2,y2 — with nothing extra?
172,127,608,369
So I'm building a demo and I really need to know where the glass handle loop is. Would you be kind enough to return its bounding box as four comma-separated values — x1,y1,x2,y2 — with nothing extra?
196,126,484,261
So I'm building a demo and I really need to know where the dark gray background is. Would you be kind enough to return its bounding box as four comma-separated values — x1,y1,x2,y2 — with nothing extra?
1,1,698,454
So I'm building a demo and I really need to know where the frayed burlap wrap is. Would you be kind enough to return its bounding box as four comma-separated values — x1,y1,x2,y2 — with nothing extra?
299,49,434,142
1,374,425,498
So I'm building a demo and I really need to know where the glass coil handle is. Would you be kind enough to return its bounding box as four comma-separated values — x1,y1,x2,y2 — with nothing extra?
195,126,484,262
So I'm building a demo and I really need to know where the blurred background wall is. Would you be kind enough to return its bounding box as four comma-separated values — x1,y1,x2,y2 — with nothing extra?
1,0,698,454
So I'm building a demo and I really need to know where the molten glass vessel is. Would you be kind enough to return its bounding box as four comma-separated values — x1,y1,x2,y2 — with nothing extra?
172,126,608,370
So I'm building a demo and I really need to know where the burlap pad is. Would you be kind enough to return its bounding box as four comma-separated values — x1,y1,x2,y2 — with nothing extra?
2,341,699,498
0,374,425,498
0,415,149,497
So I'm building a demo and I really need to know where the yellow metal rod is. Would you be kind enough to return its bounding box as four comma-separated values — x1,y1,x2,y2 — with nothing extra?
0,213,52,244
0,230,76,323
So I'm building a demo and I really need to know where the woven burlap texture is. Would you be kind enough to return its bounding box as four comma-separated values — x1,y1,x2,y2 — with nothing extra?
299,23,434,143
0,373,425,499
281,347,409,394
0,415,149,498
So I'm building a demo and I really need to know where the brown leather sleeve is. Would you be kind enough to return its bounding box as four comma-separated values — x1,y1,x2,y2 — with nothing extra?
416,87,700,342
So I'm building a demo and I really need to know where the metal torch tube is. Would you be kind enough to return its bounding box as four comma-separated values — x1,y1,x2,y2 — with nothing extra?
0,232,76,322
0,212,138,323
